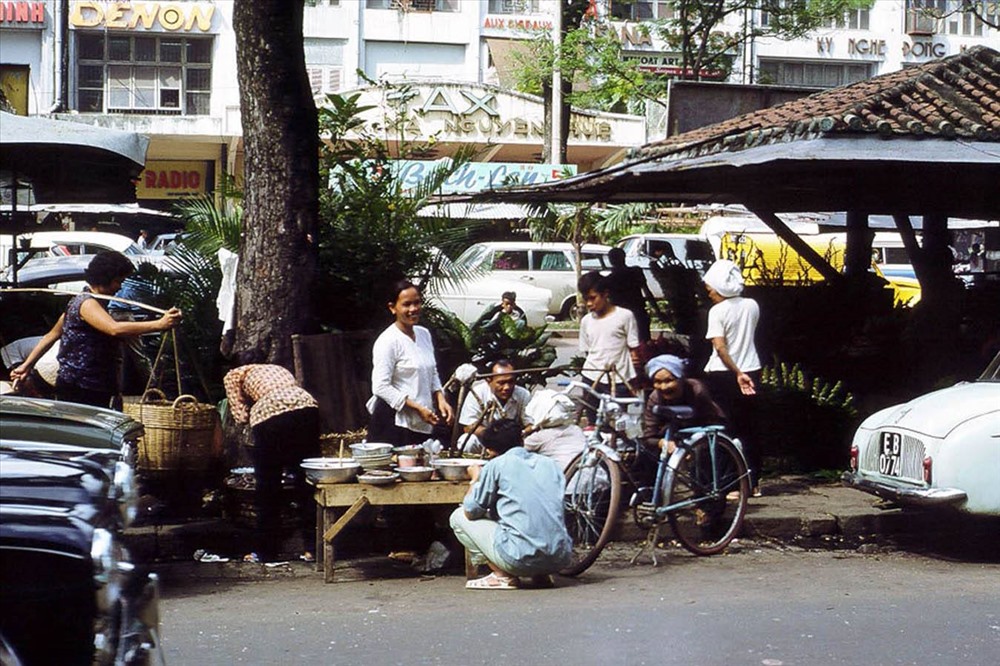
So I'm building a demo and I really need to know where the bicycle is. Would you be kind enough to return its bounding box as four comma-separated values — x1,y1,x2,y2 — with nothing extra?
560,381,751,576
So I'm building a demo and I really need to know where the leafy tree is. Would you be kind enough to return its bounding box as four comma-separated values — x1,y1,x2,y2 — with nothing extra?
915,1,1000,30
509,0,876,145
527,201,656,317
313,85,482,332
651,1,875,82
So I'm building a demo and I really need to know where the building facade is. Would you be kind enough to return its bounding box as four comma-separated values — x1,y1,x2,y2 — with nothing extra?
2,0,997,205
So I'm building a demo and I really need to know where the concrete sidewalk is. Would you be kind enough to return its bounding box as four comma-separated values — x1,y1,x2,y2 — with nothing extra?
126,475,916,568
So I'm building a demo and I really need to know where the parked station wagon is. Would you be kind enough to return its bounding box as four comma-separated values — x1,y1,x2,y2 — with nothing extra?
434,241,613,322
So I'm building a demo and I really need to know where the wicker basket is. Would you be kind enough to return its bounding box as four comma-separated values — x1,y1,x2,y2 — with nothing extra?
320,428,367,458
123,389,219,475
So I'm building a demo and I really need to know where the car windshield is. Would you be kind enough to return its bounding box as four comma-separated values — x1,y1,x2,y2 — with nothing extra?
452,244,491,271
979,352,1000,382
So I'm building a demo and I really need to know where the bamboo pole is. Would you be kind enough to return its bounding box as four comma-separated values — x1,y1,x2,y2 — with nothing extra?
0,287,169,315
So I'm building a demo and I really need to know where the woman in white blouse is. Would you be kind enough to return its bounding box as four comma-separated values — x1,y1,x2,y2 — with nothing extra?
367,280,454,445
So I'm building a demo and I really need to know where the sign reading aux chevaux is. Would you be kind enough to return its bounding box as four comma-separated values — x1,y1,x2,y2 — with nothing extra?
137,161,208,199
390,86,612,143
70,1,217,32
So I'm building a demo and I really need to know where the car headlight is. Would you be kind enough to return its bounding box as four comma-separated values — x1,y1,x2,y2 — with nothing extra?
113,461,139,527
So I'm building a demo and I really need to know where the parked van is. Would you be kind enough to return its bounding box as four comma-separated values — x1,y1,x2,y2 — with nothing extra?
718,230,920,306
616,232,715,299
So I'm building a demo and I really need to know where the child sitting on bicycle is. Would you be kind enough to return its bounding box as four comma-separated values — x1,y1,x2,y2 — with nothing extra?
639,354,727,483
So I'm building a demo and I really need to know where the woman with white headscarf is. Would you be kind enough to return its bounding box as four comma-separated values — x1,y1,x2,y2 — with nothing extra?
702,259,763,495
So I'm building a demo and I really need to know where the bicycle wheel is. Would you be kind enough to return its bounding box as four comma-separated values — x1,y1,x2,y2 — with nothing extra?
667,433,749,556
559,448,621,576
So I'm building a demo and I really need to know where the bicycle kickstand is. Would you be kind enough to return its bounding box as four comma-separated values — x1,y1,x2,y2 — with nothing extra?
630,525,662,567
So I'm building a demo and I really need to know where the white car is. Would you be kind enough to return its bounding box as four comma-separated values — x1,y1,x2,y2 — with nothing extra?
437,241,613,320
616,233,716,298
426,277,551,328
843,352,1000,516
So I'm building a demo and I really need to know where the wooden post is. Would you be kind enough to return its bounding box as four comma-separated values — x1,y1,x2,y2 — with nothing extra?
843,211,874,277
747,207,843,283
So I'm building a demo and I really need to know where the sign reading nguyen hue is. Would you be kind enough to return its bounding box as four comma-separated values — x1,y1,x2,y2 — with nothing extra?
137,161,208,199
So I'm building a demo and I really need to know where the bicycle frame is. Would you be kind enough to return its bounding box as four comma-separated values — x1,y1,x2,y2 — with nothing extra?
651,424,743,518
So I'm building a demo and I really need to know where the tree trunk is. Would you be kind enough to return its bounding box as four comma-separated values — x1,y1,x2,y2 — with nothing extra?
232,0,319,368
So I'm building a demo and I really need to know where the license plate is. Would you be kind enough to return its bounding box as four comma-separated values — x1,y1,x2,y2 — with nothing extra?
878,432,903,477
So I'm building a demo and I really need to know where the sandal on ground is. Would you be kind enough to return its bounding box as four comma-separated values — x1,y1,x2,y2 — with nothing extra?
465,572,519,590
299,551,315,563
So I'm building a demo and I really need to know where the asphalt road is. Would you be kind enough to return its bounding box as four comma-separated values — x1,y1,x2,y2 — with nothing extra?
158,542,1000,666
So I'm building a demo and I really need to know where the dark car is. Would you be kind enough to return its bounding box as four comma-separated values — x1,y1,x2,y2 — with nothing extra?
0,396,162,665
0,396,143,526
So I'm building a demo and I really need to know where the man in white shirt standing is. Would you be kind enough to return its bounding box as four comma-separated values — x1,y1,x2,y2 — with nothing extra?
577,271,640,398
702,259,762,496
458,359,531,453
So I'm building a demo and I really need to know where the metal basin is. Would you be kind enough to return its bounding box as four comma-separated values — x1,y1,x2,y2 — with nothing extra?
432,458,484,482
397,466,434,482
301,459,360,484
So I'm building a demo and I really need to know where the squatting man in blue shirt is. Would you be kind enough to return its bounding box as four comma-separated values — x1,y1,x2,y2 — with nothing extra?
450,419,572,590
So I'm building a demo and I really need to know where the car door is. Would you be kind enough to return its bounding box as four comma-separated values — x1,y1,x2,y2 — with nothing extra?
528,248,574,314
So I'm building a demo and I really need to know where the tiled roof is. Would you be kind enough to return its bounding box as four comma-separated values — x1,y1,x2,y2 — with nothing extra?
636,45,1000,162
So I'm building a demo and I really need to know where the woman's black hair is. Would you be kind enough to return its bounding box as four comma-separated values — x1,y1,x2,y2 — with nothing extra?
85,251,134,287
480,419,523,455
387,279,419,305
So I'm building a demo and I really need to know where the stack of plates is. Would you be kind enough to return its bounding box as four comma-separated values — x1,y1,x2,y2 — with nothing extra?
350,442,394,471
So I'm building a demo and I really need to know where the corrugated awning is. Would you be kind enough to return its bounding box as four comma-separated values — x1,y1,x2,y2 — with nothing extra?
485,38,535,89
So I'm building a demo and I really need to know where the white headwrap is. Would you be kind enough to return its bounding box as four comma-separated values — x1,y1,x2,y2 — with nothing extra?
703,259,745,298
645,354,686,380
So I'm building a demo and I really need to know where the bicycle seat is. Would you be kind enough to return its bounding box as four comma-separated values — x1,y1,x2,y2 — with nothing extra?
651,405,694,420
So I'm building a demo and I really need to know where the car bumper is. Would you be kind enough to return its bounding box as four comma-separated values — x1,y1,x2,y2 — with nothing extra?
841,471,967,507
114,572,163,665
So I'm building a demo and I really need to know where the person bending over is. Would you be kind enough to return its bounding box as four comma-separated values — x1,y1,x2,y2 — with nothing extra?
450,419,572,590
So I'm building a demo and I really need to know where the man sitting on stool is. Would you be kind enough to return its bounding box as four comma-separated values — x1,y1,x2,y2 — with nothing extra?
457,359,531,454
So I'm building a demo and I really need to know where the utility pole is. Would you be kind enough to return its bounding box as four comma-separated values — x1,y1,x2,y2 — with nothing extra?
550,0,563,165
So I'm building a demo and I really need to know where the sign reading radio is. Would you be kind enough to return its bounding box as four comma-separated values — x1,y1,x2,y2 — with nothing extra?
70,1,216,32
137,161,208,199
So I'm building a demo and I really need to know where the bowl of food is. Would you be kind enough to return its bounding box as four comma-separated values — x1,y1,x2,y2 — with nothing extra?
357,469,400,486
301,458,360,484
432,458,485,482
396,466,434,482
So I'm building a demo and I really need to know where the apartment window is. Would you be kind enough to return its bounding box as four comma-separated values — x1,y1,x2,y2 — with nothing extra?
76,33,212,115
488,0,540,13
305,38,345,96
824,8,870,30
611,0,656,21
758,59,874,88
365,0,459,11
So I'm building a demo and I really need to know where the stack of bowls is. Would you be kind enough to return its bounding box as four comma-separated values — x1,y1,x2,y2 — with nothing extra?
349,442,394,471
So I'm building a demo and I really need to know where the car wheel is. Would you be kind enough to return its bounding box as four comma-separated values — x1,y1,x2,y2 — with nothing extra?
560,298,584,322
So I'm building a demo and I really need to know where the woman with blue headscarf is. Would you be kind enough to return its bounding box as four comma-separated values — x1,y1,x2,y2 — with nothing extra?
640,355,727,476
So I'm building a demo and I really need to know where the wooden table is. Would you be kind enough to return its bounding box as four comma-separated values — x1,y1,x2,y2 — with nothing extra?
313,480,473,583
